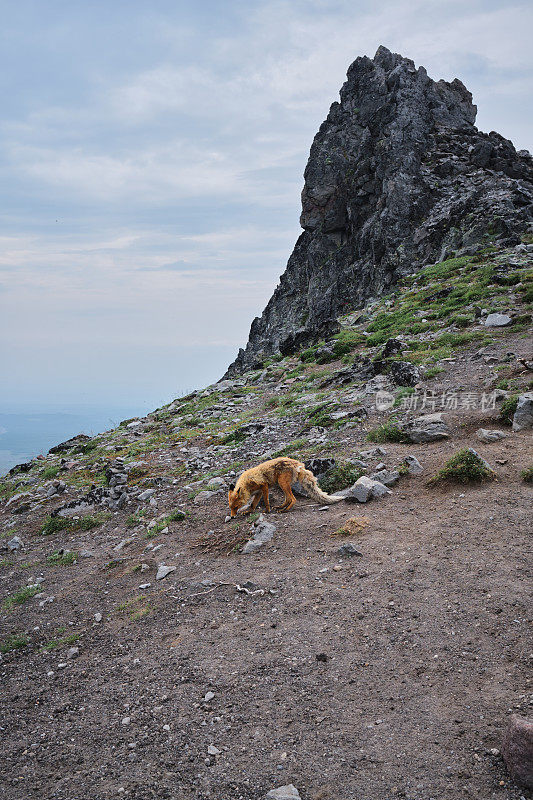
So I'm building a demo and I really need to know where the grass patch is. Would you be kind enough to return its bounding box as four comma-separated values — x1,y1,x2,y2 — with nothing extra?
319,462,365,493
521,465,533,483
271,438,309,458
116,595,151,621
40,516,71,536
42,466,60,480
394,387,415,407
0,633,28,653
498,394,519,425
2,584,41,611
304,403,336,429
126,509,148,527
39,513,110,535
367,420,408,443
47,550,78,566
264,397,280,409
220,427,248,445
41,632,80,652
424,366,445,379
429,449,496,485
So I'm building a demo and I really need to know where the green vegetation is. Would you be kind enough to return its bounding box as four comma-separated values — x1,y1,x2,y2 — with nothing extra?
394,387,415,407
367,419,408,443
220,427,248,445
318,462,365,494
116,595,151,620
126,509,148,527
304,403,336,429
2,584,41,612
521,465,533,483
424,366,445,379
39,513,111,535
41,631,80,652
47,550,78,566
40,516,70,536
499,394,519,425
42,466,60,480
429,449,495,485
271,438,309,458
0,633,28,653
264,397,280,409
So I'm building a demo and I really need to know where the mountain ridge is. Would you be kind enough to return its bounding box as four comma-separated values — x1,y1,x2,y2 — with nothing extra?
224,45,533,378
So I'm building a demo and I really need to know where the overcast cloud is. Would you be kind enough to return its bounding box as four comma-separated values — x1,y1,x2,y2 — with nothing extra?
1,0,531,411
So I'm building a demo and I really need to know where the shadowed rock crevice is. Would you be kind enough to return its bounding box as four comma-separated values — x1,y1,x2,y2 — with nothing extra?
224,45,533,377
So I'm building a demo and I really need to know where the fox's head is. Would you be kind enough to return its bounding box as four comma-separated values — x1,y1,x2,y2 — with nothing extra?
228,483,245,517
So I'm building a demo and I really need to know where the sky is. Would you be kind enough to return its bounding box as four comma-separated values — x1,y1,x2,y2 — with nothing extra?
1,0,532,414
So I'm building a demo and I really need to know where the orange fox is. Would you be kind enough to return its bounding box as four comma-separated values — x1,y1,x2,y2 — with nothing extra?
227,457,343,516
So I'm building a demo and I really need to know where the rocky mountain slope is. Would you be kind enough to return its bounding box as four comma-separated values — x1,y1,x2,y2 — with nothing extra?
225,46,533,377
1,241,532,800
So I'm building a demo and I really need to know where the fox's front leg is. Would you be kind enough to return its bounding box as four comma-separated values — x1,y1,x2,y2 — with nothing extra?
261,483,270,513
249,491,262,512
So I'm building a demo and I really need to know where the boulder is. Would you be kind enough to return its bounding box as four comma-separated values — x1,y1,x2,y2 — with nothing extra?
342,476,391,503
476,428,507,443
403,455,423,475
402,413,450,443
484,313,512,327
512,393,533,431
381,338,403,358
501,715,533,789
242,516,276,554
155,565,176,581
370,469,400,486
49,434,91,454
6,535,23,551
338,543,363,557
265,786,301,800
388,360,420,387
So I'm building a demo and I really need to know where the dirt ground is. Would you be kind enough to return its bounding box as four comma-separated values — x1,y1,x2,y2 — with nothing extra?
1,402,532,800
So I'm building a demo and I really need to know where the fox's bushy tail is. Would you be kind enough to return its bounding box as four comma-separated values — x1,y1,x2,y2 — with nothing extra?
298,467,344,505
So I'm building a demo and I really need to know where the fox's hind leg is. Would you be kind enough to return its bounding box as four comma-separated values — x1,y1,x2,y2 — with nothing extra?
275,472,296,512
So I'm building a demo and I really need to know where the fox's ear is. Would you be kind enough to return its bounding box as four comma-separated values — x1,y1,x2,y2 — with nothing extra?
229,482,235,490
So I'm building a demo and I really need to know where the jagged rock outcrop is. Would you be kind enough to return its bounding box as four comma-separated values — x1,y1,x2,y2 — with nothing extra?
224,46,533,377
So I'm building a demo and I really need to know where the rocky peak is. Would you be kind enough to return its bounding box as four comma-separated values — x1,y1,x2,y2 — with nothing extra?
224,46,532,378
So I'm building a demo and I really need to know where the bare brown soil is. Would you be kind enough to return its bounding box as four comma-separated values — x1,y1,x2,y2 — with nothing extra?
1,334,532,800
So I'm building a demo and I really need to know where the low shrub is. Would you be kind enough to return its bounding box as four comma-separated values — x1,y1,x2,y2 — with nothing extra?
429,448,495,485
498,394,519,425
367,420,408,443
521,465,533,483
318,462,365,494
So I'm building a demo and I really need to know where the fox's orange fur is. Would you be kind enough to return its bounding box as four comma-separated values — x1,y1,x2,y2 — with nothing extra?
227,457,343,517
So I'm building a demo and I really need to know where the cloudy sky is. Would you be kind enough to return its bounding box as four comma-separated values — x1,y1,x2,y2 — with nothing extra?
1,0,531,413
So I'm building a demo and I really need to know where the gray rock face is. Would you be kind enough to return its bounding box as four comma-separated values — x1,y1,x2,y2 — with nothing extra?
476,428,507,443
224,46,532,376
155,565,176,581
7,536,23,551
484,313,512,327
402,413,450,443
242,516,276,553
403,455,423,475
342,475,391,502
512,393,533,431
501,715,533,789
265,786,301,800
